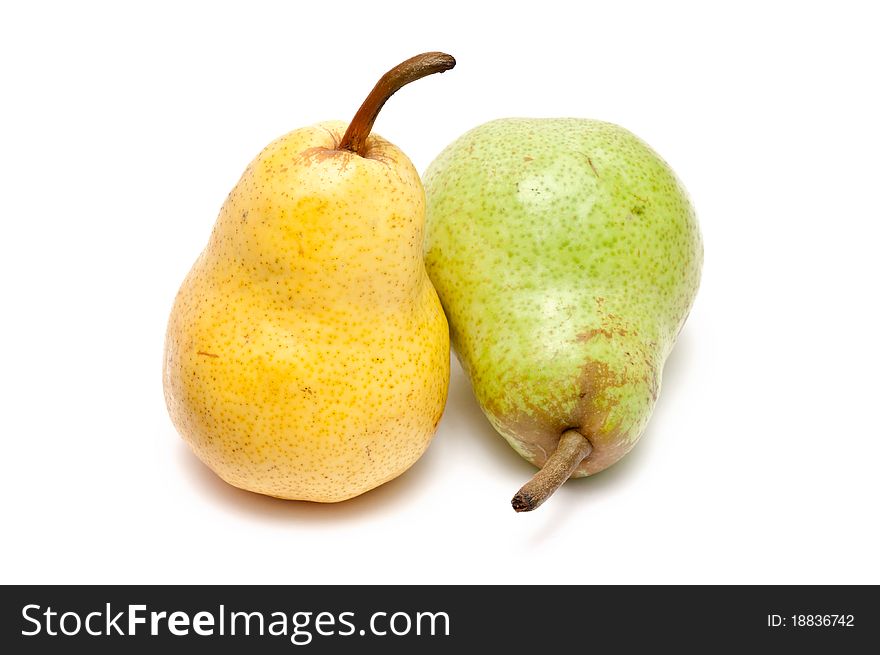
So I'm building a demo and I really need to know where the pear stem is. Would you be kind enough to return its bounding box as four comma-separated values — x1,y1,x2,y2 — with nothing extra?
338,52,456,157
511,429,593,512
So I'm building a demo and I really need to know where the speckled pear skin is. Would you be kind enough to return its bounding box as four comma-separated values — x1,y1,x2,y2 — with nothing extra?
424,118,701,476
164,121,449,502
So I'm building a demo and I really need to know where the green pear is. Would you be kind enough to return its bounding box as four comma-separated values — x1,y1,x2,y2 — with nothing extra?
424,118,702,511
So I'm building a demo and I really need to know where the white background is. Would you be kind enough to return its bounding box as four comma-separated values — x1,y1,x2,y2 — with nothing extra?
2,1,878,585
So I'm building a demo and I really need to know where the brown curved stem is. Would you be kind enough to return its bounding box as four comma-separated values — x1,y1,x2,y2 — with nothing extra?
511,429,593,512
338,52,456,156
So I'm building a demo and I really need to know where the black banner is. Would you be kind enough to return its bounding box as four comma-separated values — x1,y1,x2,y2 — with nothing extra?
1,585,875,652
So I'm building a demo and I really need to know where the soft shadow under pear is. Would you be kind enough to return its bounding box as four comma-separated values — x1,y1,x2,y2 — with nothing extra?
176,437,442,525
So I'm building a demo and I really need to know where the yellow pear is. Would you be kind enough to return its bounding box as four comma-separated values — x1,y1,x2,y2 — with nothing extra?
163,53,454,502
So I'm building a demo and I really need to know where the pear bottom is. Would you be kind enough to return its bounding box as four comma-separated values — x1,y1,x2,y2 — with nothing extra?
164,284,450,503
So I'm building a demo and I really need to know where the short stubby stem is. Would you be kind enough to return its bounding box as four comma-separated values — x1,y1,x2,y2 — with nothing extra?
511,429,593,512
338,52,456,157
